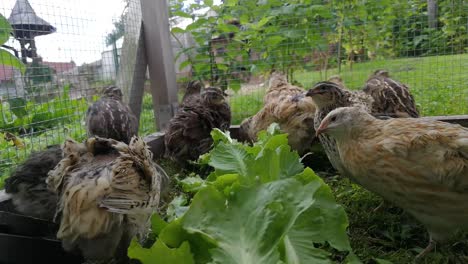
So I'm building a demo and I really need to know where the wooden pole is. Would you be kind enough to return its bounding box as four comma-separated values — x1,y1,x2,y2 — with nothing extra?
127,24,147,127
115,0,146,131
140,0,178,132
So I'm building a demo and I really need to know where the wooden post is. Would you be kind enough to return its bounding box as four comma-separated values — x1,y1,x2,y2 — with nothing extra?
127,24,147,126
115,0,147,131
140,0,178,132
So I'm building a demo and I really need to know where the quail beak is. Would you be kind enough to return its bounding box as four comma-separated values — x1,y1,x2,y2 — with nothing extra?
315,120,329,137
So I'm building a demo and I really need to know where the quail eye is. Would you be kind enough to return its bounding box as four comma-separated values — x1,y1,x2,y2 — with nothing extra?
331,116,337,122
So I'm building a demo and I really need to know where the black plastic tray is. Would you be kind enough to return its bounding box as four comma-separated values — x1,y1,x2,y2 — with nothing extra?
0,232,83,263
0,210,57,237
0,201,83,264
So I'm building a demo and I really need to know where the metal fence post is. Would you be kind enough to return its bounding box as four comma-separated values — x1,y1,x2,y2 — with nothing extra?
140,0,178,132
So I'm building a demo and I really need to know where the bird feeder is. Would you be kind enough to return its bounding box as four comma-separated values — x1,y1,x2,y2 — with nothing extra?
8,0,56,63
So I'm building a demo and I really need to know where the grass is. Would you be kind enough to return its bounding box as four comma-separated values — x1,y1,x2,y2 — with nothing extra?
228,53,468,124
323,176,468,264
228,89,266,124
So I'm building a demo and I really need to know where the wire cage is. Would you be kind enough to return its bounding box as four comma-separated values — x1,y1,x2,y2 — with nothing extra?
170,0,467,125
0,0,156,182
0,0,467,183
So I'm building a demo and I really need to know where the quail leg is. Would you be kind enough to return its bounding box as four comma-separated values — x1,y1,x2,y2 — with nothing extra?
415,237,436,261
372,200,386,212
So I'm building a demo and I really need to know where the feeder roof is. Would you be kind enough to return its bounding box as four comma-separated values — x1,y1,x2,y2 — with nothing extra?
8,0,56,39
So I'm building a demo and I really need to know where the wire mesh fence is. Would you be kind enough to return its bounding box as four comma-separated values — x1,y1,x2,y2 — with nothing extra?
0,0,467,182
0,0,155,181
169,0,468,124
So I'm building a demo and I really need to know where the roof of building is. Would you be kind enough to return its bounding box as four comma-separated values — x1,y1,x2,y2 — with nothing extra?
0,61,76,81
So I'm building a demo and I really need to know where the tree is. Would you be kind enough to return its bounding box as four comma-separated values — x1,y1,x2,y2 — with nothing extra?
168,0,468,87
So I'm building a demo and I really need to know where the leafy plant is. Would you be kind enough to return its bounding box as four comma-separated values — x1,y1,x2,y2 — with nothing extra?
169,0,467,84
0,84,88,133
0,13,25,73
24,60,55,94
128,124,360,263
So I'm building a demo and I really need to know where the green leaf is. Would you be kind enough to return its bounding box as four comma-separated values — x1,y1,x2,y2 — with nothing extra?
8,98,28,118
204,0,213,7
374,258,393,264
180,176,207,193
171,27,186,34
131,127,355,264
249,130,304,183
212,173,239,194
208,141,250,176
159,218,188,248
128,239,195,264
182,179,317,264
166,194,190,221
253,16,272,29
0,14,12,45
267,122,281,136
240,14,249,24
159,219,215,263
281,234,331,264
250,149,282,183
277,168,356,263
224,0,238,7
308,5,332,18
173,10,193,18
151,213,168,236
229,79,241,92
216,63,229,71
211,128,233,144
218,23,239,34
260,133,288,151
265,35,285,47
0,49,25,74
179,59,192,71
287,169,352,252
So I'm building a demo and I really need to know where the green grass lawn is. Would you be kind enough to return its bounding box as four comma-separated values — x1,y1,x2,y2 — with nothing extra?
228,89,266,124
228,53,468,124
323,175,468,264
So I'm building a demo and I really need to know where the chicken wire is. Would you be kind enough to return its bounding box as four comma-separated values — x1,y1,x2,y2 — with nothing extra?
0,0,467,181
169,1,468,125
0,0,156,180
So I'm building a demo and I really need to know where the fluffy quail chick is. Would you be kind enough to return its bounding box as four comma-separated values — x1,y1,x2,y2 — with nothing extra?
164,87,231,166
3,145,62,220
363,69,419,118
85,86,138,144
180,80,203,107
238,71,317,155
47,136,168,263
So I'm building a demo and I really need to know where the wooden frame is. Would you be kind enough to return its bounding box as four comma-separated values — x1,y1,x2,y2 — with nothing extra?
120,1,468,160
118,0,179,132
140,0,179,132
